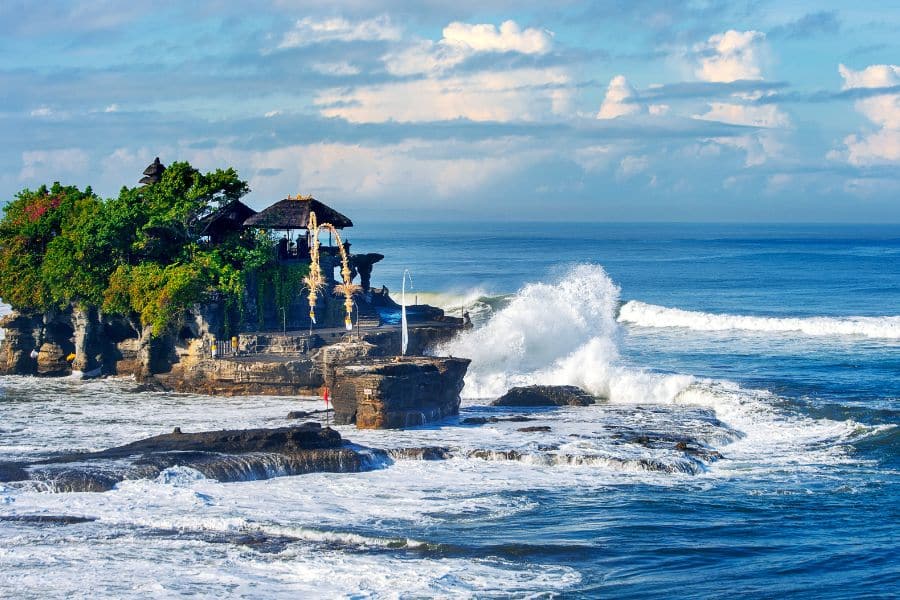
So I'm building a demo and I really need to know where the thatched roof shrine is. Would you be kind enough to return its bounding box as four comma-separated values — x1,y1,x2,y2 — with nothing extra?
243,195,353,230
199,200,257,241
139,157,165,185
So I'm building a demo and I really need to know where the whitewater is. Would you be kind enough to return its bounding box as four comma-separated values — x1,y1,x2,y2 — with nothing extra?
2,223,899,598
619,300,900,340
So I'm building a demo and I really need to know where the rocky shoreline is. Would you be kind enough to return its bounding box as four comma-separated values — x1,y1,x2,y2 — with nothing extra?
0,386,738,494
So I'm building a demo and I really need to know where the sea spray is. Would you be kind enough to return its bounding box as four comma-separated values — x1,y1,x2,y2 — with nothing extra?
438,264,691,403
438,264,626,399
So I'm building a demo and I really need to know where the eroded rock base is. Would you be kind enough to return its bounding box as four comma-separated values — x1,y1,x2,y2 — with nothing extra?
330,356,471,429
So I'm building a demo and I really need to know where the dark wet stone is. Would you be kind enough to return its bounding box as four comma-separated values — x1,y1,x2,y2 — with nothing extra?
286,409,333,420
0,463,28,482
0,514,96,525
37,423,342,464
492,385,601,407
0,423,376,492
388,447,452,460
611,427,725,464
461,415,535,425
467,449,524,461
27,468,123,493
517,426,552,433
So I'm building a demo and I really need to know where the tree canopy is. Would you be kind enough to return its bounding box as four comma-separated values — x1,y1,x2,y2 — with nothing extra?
0,162,276,336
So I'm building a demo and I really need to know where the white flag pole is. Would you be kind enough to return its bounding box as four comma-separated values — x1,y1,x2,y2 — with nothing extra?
401,269,412,355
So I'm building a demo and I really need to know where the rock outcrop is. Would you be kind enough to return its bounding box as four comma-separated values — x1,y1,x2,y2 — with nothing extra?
0,423,377,492
329,356,471,428
492,385,601,407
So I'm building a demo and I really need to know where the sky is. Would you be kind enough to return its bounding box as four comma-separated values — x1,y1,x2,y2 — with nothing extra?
1,0,898,222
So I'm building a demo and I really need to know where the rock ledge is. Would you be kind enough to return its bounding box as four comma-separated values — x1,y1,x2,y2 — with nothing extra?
492,385,601,407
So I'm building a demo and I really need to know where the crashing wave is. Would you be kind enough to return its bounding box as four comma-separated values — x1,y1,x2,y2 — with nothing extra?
618,300,900,340
435,263,882,473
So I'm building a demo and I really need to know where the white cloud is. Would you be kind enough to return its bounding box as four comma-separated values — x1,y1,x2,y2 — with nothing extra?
173,139,546,204
318,19,565,123
29,107,53,117
710,131,783,167
841,129,900,165
834,63,900,165
104,103,119,113
690,29,787,163
278,15,401,48
617,155,649,178
385,40,462,76
573,145,614,173
442,20,551,54
384,19,552,76
695,102,789,128
20,148,90,180
838,63,900,90
311,61,361,76
695,30,765,83
318,68,571,123
596,75,641,119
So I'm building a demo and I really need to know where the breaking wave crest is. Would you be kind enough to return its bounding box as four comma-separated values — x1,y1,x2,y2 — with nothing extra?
438,264,687,402
618,300,900,340
437,264,885,470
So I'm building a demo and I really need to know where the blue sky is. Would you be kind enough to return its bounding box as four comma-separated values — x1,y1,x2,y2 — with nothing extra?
1,1,898,222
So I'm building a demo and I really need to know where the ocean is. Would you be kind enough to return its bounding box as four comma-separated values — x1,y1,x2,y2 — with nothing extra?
1,223,898,598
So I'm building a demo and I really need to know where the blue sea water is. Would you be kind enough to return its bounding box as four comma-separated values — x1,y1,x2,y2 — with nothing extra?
1,223,898,598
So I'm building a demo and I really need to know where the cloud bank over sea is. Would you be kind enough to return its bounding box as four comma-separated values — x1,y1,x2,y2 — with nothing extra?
1,2,899,222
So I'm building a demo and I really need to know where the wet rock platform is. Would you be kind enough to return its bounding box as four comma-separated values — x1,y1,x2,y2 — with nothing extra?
0,423,375,492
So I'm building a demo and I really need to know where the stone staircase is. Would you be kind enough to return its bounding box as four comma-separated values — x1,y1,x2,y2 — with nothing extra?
355,301,381,328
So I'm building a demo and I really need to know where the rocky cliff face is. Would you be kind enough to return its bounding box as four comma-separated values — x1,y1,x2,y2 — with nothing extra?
0,312,43,375
329,356,471,429
0,307,164,378
0,300,467,411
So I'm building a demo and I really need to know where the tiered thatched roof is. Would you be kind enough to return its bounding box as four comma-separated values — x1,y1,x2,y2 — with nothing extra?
243,196,353,229
198,200,257,239
139,157,165,185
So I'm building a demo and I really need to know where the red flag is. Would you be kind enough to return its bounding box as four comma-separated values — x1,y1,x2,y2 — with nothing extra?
322,386,329,408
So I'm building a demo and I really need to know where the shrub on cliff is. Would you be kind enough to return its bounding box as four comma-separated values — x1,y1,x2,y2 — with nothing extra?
0,183,101,309
0,162,259,337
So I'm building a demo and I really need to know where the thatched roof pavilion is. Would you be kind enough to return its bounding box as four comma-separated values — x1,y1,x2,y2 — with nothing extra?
243,195,353,230
198,200,257,242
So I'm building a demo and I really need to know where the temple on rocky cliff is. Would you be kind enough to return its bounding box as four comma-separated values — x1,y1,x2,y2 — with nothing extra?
0,160,471,429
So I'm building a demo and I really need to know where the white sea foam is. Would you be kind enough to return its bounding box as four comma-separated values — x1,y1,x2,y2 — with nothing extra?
415,289,509,326
619,300,900,340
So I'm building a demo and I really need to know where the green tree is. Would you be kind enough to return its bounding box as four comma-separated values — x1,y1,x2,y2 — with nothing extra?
0,161,259,337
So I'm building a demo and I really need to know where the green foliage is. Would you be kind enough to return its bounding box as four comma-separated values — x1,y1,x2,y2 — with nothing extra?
255,261,309,327
102,250,244,336
0,183,99,309
0,162,268,337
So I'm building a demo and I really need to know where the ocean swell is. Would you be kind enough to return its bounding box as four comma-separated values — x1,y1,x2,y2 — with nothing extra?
618,300,900,340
